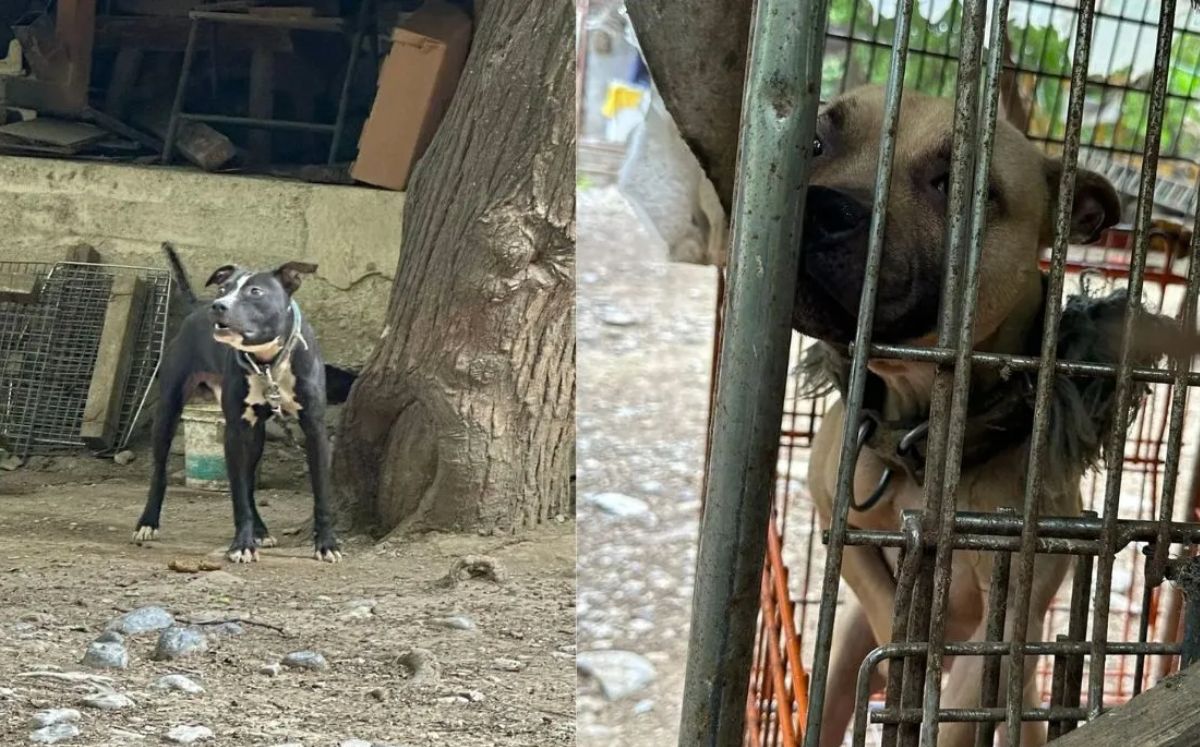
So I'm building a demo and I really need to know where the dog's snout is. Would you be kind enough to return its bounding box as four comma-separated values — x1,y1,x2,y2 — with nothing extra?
805,186,870,243
211,300,228,314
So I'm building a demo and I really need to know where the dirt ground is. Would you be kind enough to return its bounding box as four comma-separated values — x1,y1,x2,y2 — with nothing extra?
576,185,717,744
0,437,575,746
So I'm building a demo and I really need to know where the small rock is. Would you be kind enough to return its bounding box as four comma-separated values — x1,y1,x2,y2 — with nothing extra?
258,663,282,677
29,723,79,744
634,698,655,715
20,611,55,625
81,692,134,710
153,674,205,694
282,651,327,670
154,626,208,660
113,450,136,465
431,615,476,632
368,687,388,702
396,648,440,687
577,650,658,701
341,606,373,621
94,631,124,644
598,307,639,326
82,640,129,669
166,725,214,744
343,598,377,612
585,492,650,518
30,709,80,728
492,657,525,672
0,454,23,471
108,606,174,635
462,689,486,702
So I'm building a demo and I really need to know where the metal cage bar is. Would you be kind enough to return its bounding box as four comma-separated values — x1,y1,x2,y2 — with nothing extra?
675,0,830,742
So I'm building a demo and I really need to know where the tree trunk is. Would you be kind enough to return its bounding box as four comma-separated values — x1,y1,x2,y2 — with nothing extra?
625,1,751,212
331,0,575,536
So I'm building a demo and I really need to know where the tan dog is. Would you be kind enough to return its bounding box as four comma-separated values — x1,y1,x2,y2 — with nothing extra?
798,86,1122,747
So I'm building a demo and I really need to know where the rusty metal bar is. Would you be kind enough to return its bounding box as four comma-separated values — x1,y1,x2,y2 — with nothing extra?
801,0,915,738
920,0,1005,734
1089,0,1177,719
1055,536,1095,738
879,514,922,747
974,536,1012,747
861,344,1199,385
676,0,828,740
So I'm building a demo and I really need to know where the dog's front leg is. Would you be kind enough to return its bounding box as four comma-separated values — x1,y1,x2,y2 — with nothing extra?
224,415,266,563
298,410,341,562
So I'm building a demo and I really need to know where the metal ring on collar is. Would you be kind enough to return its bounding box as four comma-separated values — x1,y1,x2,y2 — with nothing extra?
852,416,894,513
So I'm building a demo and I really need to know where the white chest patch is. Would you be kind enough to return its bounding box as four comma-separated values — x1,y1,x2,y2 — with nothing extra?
242,360,303,426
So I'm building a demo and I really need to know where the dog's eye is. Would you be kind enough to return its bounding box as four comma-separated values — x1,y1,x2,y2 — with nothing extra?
249,287,263,297
813,137,824,157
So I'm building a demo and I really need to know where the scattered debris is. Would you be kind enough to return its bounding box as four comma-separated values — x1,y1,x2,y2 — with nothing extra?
29,723,80,744
30,709,81,728
153,674,205,694
492,657,526,672
396,648,440,687
166,725,214,744
80,691,134,710
436,555,508,588
431,615,477,632
167,559,222,573
281,651,327,671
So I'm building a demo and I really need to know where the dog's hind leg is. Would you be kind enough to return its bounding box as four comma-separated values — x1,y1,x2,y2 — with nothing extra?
820,594,884,747
133,365,188,541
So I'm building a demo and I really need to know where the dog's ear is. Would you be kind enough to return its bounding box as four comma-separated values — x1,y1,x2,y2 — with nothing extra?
205,265,239,288
1045,159,1123,244
275,261,319,294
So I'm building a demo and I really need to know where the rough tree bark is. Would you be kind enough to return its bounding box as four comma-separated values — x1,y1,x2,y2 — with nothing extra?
625,1,751,212
331,0,575,536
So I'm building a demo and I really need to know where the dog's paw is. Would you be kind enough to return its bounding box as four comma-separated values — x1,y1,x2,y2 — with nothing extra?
255,536,278,548
227,546,259,563
313,546,342,563
133,526,159,542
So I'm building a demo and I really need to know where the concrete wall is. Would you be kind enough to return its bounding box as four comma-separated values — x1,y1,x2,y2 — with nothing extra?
0,156,405,368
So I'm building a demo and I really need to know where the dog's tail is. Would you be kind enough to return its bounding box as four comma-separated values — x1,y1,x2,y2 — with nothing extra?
162,242,198,306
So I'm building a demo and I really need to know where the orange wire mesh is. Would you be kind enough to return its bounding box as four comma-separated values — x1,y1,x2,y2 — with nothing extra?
734,225,1200,746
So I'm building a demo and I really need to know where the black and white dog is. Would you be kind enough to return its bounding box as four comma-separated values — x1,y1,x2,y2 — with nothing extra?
134,244,341,563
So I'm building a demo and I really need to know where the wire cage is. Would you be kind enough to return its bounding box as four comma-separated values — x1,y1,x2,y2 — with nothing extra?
0,261,172,458
693,0,1200,745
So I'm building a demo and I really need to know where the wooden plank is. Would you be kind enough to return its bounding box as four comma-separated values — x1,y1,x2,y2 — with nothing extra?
80,275,146,450
1051,664,1200,747
132,102,237,171
0,118,108,148
0,272,41,304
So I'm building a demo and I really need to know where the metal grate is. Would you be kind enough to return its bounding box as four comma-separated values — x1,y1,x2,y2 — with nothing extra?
674,0,1200,744
0,261,171,457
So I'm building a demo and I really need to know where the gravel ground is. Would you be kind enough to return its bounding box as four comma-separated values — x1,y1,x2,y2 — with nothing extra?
576,185,718,745
0,442,575,747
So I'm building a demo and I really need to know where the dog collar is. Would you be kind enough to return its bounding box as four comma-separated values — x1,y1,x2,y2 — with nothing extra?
235,302,309,418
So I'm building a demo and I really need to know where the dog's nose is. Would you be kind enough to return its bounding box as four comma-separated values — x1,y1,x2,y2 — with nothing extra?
211,301,227,314
805,186,871,244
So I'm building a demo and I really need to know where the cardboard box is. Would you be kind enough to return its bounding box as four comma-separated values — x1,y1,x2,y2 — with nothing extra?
351,1,472,191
